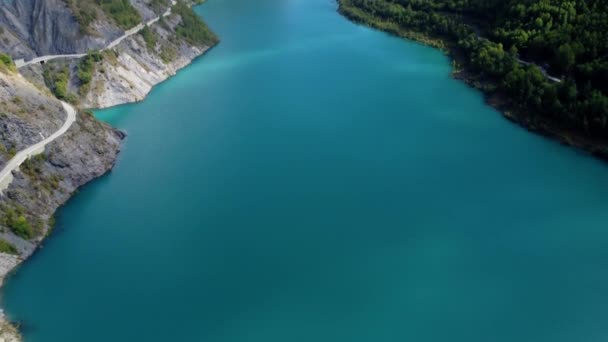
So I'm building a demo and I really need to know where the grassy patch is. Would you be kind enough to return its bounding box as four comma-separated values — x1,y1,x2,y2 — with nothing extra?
63,0,140,31
139,26,157,52
42,64,79,104
20,154,64,193
0,53,16,73
1,206,35,240
77,50,103,96
0,239,18,255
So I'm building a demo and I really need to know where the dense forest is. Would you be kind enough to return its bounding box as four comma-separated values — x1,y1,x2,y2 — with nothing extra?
339,0,608,139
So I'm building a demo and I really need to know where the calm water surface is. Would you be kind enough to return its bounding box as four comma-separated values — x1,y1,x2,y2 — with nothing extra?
4,0,608,341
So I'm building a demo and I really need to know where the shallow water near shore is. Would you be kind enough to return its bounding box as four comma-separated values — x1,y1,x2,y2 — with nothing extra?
4,0,608,341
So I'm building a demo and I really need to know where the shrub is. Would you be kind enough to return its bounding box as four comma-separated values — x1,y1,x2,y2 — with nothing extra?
20,154,46,178
139,26,157,52
77,51,103,96
0,53,16,72
0,239,18,255
1,206,35,240
43,65,72,100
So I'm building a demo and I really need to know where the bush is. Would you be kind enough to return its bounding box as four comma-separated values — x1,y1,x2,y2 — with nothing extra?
43,65,71,100
1,206,35,240
0,53,16,72
139,26,157,52
0,239,18,255
20,154,46,178
77,51,103,96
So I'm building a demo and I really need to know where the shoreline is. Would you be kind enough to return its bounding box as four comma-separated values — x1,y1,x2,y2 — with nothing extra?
0,160,117,334
0,23,218,342
451,69,608,162
336,2,608,163
0,135,124,341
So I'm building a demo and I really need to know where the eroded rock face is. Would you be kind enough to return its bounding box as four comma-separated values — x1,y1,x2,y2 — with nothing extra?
82,15,207,108
0,61,125,257
0,67,124,340
0,0,178,60
0,0,210,264
0,111,123,257
0,72,64,168
0,0,121,59
0,2,212,339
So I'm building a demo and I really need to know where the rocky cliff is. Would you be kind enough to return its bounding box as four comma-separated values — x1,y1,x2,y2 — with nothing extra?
81,5,212,108
0,0,216,339
0,72,64,166
0,0,122,59
0,67,124,341
0,0,216,258
11,0,216,108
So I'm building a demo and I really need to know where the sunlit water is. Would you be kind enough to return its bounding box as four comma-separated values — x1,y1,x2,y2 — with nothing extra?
4,0,608,341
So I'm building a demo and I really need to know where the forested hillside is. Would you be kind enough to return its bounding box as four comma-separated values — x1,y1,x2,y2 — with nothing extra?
339,0,608,141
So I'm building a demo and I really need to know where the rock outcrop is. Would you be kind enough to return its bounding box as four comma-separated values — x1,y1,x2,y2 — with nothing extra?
0,68,124,342
0,0,121,59
0,72,64,166
82,12,209,108
0,1,216,339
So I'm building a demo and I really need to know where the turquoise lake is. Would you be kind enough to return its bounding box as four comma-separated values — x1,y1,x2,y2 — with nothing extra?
4,0,608,341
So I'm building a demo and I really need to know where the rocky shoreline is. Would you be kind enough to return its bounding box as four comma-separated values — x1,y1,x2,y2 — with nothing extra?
0,2,217,338
0,102,125,341
0,48,213,341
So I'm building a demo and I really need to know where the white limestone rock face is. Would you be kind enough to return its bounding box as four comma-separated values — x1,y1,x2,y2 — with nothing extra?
82,14,208,109
0,319,21,342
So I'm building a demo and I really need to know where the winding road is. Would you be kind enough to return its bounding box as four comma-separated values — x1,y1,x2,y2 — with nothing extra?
516,58,562,83
15,0,177,69
15,54,87,68
0,101,76,193
4,2,180,191
474,34,562,83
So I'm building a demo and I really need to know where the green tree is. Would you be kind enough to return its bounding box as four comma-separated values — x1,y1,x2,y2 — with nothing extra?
555,43,576,72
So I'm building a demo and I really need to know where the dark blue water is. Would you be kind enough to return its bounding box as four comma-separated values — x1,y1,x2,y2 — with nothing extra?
4,0,608,341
